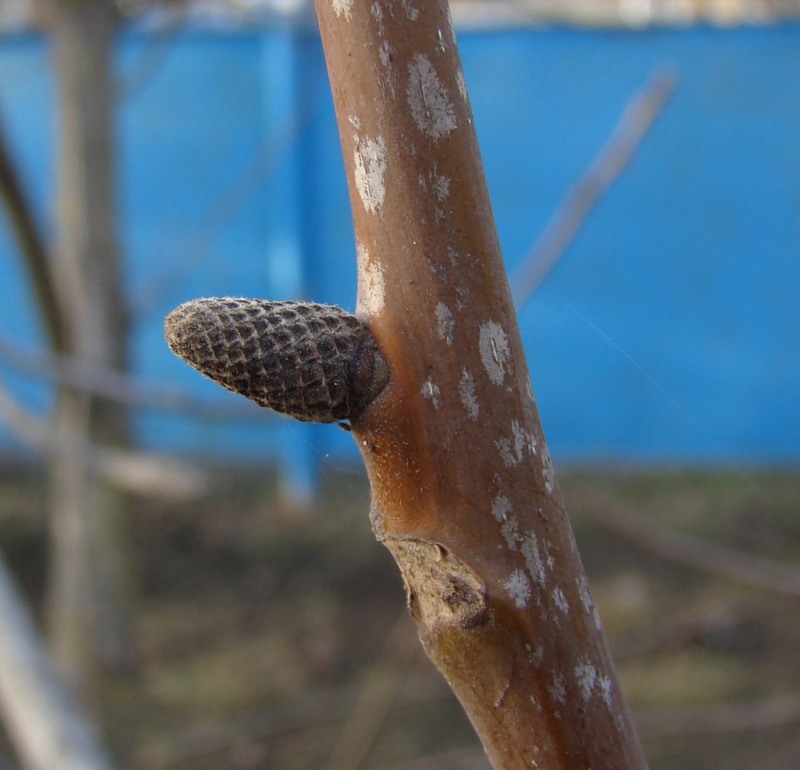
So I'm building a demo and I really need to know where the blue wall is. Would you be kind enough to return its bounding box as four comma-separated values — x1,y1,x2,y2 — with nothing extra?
0,25,798,468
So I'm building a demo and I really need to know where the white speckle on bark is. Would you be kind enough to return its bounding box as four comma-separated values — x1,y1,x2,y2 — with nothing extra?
433,173,450,201
577,576,602,630
421,378,441,408
379,41,392,68
496,437,516,468
407,54,456,140
495,420,532,468
491,493,511,522
356,242,385,315
541,445,556,494
599,674,613,707
479,320,510,385
375,42,397,97
401,0,419,20
522,534,546,585
513,420,526,460
548,670,566,704
456,69,467,101
354,135,387,214
459,368,479,420
504,569,531,608
370,1,383,24
501,518,521,551
575,660,598,703
332,0,353,20
553,587,569,615
434,302,454,345
526,375,535,402
543,540,556,571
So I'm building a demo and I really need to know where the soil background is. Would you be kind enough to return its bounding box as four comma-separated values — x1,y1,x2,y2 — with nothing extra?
1,461,798,769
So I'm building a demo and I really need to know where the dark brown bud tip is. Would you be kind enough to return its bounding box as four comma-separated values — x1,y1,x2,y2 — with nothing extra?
164,298,389,424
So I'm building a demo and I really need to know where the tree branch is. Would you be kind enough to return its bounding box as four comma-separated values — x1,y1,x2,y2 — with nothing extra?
313,3,647,768
323,609,419,770
511,70,676,306
581,496,800,599
0,333,267,421
635,694,800,737
0,552,113,770
0,380,206,499
0,104,64,351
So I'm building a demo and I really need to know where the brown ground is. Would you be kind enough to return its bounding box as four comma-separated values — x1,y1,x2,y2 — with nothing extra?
1,461,799,769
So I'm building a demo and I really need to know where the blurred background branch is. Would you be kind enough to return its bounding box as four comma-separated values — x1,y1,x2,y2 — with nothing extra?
511,69,677,306
0,333,267,421
0,380,207,499
583,494,800,600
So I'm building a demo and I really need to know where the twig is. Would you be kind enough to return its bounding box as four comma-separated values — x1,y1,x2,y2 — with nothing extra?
635,694,800,737
131,59,324,317
0,549,113,770
323,609,419,770
581,497,800,599
311,3,648,767
0,380,206,499
0,333,268,421
134,675,448,770
380,746,489,770
511,69,677,307
0,104,64,351
117,6,188,99
611,603,776,662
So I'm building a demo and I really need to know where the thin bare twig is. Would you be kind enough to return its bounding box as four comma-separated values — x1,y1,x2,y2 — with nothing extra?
131,60,324,316
511,69,677,307
323,609,420,770
611,603,776,662
636,694,800,737
0,105,64,351
582,497,800,599
0,550,113,770
134,675,448,770
380,746,489,770
0,333,267,421
0,380,206,499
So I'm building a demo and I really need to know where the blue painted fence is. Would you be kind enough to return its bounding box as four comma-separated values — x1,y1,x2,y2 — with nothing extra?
0,24,798,481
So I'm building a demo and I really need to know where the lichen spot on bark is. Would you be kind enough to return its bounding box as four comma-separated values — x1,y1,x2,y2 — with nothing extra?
356,242,386,316
407,53,456,140
354,134,387,214
332,0,353,21
478,320,510,386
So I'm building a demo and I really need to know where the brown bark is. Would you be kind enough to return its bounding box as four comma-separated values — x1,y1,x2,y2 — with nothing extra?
314,2,647,768
40,0,134,695
0,110,65,352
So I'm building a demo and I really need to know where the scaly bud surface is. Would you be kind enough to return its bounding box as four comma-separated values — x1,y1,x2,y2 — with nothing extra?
165,298,388,424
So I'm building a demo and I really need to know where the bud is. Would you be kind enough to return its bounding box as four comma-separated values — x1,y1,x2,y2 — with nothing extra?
165,298,389,424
